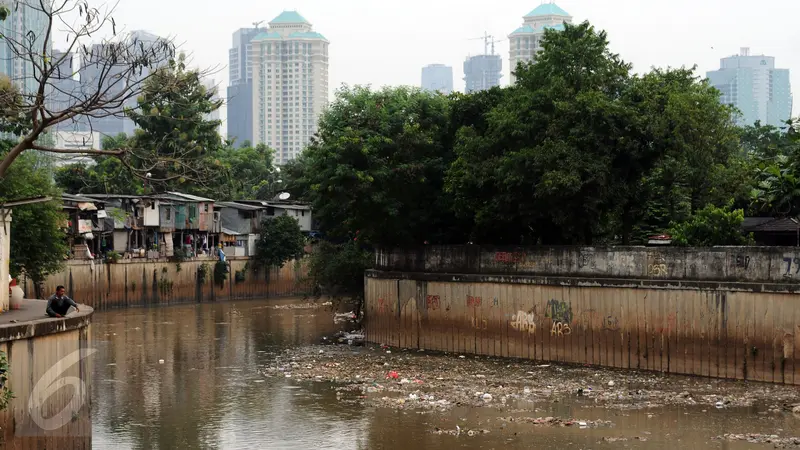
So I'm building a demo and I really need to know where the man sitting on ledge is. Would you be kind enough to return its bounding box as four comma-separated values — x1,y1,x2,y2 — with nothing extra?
45,285,80,318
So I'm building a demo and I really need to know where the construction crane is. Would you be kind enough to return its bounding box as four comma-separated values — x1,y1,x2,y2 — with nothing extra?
252,20,264,29
468,32,504,56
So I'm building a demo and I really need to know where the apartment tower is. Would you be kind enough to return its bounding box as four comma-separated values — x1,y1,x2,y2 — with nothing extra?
508,3,573,84
706,47,793,128
250,11,329,164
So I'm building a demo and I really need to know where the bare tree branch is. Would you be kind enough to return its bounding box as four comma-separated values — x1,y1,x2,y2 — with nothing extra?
29,143,124,155
0,0,197,178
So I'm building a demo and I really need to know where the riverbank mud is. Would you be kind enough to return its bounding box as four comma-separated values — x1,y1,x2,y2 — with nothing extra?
263,343,800,443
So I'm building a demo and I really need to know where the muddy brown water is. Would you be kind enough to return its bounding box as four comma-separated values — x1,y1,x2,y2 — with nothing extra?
92,298,800,449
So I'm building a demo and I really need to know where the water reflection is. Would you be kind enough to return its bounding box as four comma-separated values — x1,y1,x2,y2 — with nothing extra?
93,299,800,450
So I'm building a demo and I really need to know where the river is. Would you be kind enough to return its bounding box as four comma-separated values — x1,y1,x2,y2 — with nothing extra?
92,298,800,449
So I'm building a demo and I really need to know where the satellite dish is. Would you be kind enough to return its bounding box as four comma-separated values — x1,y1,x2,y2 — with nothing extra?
278,192,291,200
274,167,281,173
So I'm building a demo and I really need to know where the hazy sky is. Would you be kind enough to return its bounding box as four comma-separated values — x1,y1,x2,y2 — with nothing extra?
90,0,800,134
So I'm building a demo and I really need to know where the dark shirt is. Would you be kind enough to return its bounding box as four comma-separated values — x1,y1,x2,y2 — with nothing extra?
46,294,78,317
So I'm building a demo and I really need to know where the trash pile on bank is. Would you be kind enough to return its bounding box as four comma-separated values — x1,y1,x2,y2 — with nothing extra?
268,344,800,416
713,433,800,448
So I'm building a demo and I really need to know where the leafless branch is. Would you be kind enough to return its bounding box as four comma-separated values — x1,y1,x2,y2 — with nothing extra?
0,0,216,178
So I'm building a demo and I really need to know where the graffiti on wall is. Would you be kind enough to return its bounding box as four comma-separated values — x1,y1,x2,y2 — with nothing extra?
647,252,668,277
735,254,751,270
467,295,483,307
784,257,800,277
655,313,677,334
470,317,488,330
378,298,386,314
602,315,619,331
545,299,572,324
577,251,595,269
426,295,441,310
494,252,536,270
510,311,536,334
551,321,572,336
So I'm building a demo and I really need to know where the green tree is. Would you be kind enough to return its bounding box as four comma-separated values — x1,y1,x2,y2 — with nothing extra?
201,143,279,200
740,121,793,158
669,202,751,246
618,68,740,242
0,140,67,297
447,22,632,244
55,157,144,195
253,215,305,270
0,2,177,179
749,154,800,216
126,54,223,192
288,85,466,246
307,239,373,321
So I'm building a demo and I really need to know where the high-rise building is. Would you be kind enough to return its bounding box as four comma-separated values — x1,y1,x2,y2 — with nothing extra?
0,0,50,95
226,27,267,145
463,55,502,93
421,64,453,94
75,30,170,136
202,78,222,134
508,3,573,84
251,11,329,165
706,48,793,128
46,50,82,131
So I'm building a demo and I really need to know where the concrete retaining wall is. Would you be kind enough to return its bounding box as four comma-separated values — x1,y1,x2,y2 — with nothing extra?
0,308,93,449
21,257,309,310
375,245,800,283
366,246,800,385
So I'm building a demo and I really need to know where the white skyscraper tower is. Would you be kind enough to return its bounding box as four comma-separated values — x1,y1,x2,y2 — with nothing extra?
706,48,793,128
508,3,573,84
251,11,329,164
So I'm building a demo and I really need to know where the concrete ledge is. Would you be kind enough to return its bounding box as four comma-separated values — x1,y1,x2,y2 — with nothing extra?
0,300,93,343
366,269,800,294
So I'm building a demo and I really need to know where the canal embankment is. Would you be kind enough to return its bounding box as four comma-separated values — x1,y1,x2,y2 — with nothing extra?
20,257,309,310
365,246,800,385
0,300,93,449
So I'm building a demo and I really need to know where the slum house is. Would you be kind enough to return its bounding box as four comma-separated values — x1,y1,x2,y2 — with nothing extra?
216,201,267,256
232,200,313,232
84,194,176,258
742,217,800,246
61,193,109,259
161,192,218,257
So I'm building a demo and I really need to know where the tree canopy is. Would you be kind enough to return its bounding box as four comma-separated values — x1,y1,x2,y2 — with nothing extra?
289,21,769,248
0,0,180,178
0,140,67,292
252,215,306,270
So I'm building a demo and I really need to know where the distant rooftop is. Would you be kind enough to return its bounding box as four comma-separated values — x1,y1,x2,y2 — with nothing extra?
525,3,570,17
510,23,565,35
252,31,282,41
269,11,309,24
166,192,214,202
288,31,327,41
511,24,535,35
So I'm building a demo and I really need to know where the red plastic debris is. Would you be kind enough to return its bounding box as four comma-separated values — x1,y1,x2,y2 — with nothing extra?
386,371,399,379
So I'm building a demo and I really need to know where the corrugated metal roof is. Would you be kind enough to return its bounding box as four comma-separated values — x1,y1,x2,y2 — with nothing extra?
62,193,98,203
221,227,245,236
216,201,264,211
166,192,214,202
267,202,310,211
743,217,800,233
